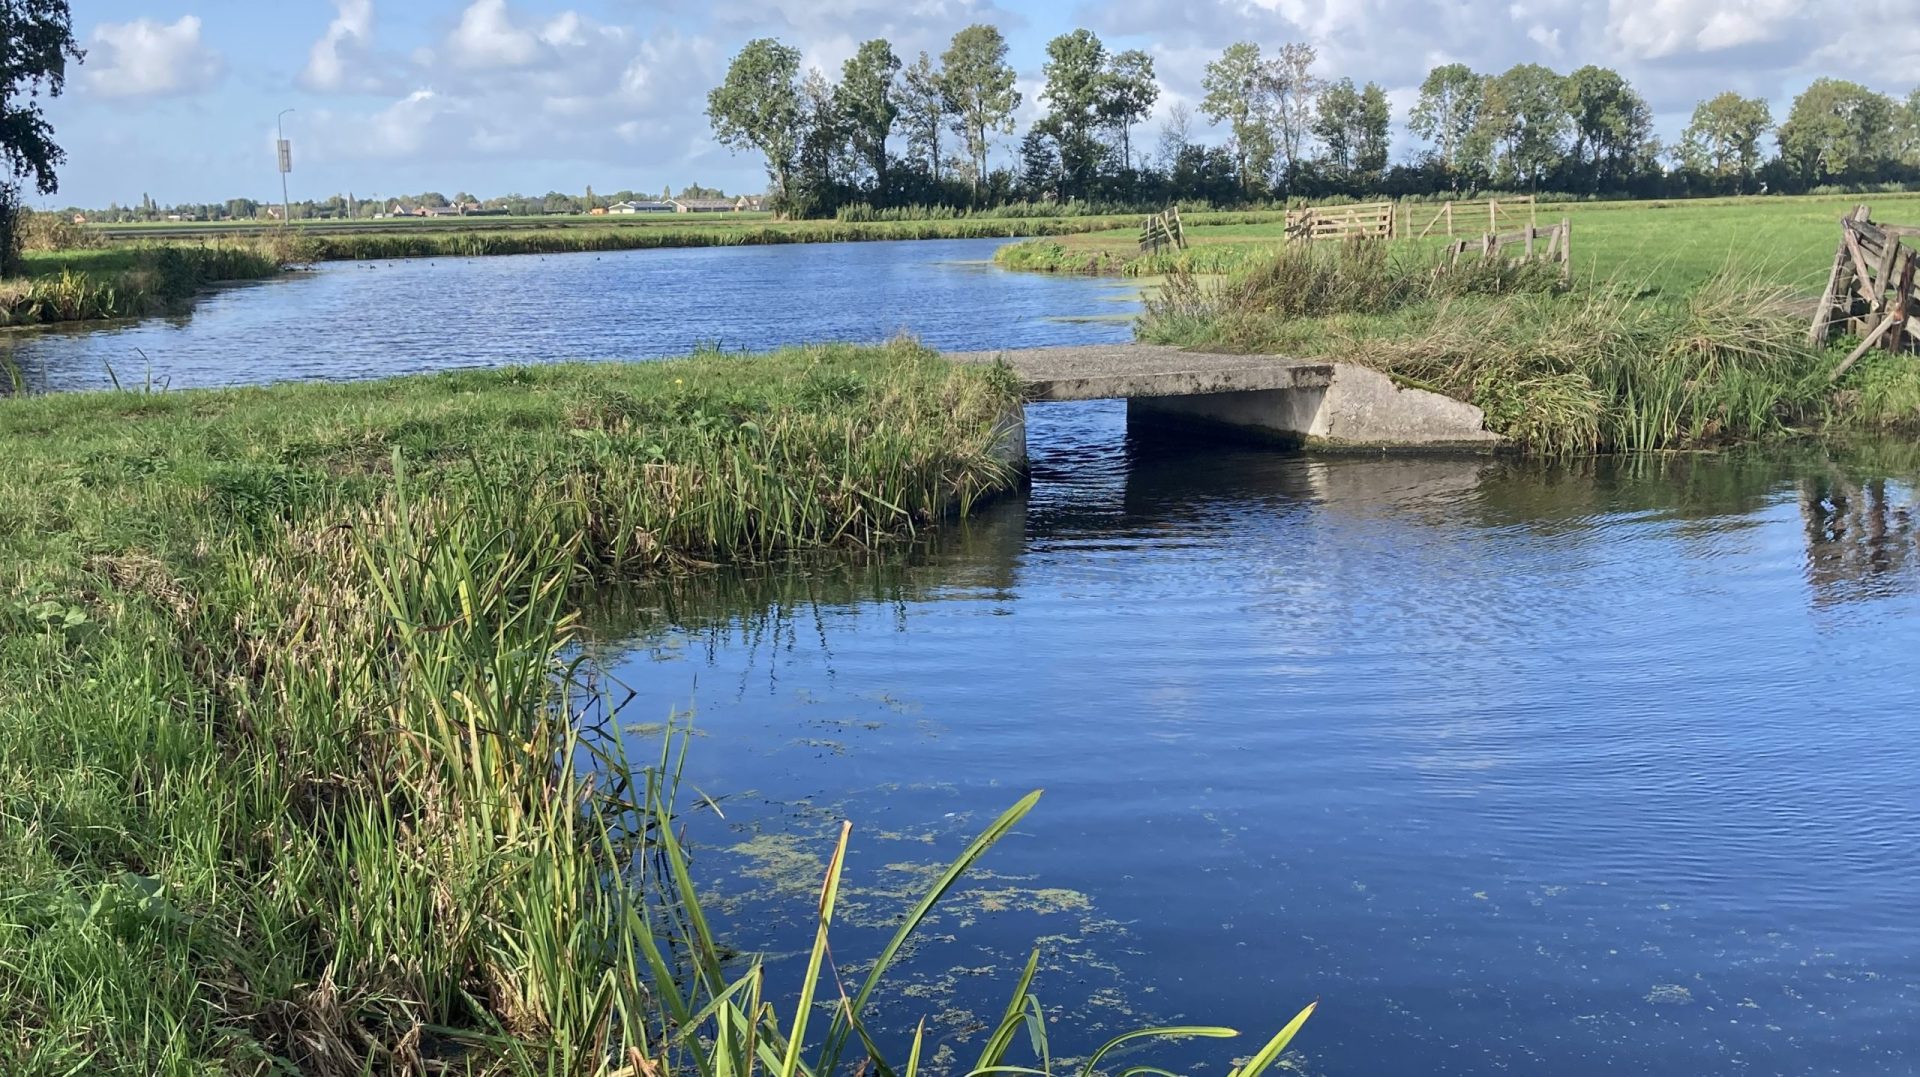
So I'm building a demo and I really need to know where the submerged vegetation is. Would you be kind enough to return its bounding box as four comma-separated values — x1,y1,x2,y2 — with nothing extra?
1139,238,1920,454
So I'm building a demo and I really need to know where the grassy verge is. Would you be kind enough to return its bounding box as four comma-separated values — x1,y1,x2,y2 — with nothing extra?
287,210,1293,262
1138,241,1920,454
0,344,1048,1072
4,242,287,327
998,191,1920,294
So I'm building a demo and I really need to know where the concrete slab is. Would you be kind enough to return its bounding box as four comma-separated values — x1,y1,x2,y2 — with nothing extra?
946,344,1335,402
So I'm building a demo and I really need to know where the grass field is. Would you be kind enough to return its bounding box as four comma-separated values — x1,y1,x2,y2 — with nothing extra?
998,192,1920,295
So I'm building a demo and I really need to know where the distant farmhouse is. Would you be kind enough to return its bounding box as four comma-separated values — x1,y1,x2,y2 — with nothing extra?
667,197,738,213
384,201,509,218
608,200,674,214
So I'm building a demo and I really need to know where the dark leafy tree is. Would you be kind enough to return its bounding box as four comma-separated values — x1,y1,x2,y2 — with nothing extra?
707,38,805,210
839,39,900,195
0,0,82,274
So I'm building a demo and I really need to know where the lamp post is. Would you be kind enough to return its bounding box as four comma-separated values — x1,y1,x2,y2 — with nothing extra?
276,109,296,226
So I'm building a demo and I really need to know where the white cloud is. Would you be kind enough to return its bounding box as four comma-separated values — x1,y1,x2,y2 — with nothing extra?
83,15,222,98
447,0,543,69
1606,0,1804,60
302,0,376,91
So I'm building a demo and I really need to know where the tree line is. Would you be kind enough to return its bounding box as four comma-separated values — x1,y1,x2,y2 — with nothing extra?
707,26,1920,215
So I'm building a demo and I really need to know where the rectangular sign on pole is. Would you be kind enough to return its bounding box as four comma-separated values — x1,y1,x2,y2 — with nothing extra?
276,139,292,174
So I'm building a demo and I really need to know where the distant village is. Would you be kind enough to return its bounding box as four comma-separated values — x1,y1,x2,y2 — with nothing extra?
375,195,768,218
63,187,770,225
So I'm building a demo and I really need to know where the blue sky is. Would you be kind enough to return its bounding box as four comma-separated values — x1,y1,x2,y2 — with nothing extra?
45,0,1920,208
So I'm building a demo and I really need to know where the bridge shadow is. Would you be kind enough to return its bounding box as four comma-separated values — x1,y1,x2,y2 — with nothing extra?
585,418,1920,654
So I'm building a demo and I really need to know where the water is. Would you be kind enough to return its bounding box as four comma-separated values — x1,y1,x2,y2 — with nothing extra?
2,238,1139,392
590,405,1920,1075
14,239,1919,1070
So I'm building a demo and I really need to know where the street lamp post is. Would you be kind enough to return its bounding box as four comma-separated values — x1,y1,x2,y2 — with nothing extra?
276,109,296,226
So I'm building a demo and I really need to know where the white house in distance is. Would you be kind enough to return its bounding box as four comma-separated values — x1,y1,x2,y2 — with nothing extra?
608,200,674,214
666,197,738,213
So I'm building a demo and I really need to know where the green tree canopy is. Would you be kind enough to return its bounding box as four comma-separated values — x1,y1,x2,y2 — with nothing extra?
1778,78,1896,185
1409,63,1482,178
1475,63,1569,187
940,24,1021,198
1680,91,1773,189
839,39,900,193
1101,49,1158,172
706,38,805,208
1561,65,1652,190
1200,42,1274,193
1040,29,1108,190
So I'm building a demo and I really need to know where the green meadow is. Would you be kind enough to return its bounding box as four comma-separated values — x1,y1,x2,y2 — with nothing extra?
999,191,1920,294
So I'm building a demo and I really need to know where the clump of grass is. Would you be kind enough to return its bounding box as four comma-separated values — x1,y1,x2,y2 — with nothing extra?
0,242,284,326
1341,275,1835,453
1139,239,1566,345
0,343,1036,1072
1137,238,1919,454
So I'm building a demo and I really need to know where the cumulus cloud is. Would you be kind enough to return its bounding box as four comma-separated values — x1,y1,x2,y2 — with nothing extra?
447,0,545,69
83,15,223,98
1606,0,1804,60
302,0,376,91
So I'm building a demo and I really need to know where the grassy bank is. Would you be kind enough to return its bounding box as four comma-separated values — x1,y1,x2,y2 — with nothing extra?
0,344,1041,1072
284,209,1292,263
1138,240,1920,454
998,191,1920,293
4,242,286,327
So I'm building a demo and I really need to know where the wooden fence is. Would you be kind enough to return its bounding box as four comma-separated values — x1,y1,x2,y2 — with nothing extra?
1441,217,1571,276
1285,200,1396,243
1139,205,1186,254
1408,196,1538,239
1810,204,1920,380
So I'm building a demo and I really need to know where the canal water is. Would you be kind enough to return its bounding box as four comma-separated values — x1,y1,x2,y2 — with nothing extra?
590,408,1920,1076
1,237,1139,392
12,240,1919,1071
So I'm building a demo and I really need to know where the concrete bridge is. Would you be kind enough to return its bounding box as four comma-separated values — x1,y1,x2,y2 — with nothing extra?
946,344,1499,453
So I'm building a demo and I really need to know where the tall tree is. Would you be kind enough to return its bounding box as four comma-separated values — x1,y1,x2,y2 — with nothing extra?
940,24,1021,199
1408,63,1482,177
839,39,901,195
1778,78,1896,186
1896,88,1920,167
1263,42,1321,188
1355,82,1391,177
1679,91,1772,190
0,0,82,275
1101,49,1158,172
1561,65,1652,190
898,51,946,185
1017,127,1061,201
1312,78,1362,173
1200,42,1274,194
706,38,805,210
1156,102,1195,174
1040,29,1110,195
792,67,851,213
1475,63,1569,188
1315,79,1390,179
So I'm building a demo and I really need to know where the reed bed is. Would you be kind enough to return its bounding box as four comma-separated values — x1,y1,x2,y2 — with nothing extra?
1,242,284,326
1138,242,1920,454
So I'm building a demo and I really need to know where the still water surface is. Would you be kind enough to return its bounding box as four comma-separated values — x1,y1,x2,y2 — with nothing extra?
592,404,1920,1075
3,238,1138,391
